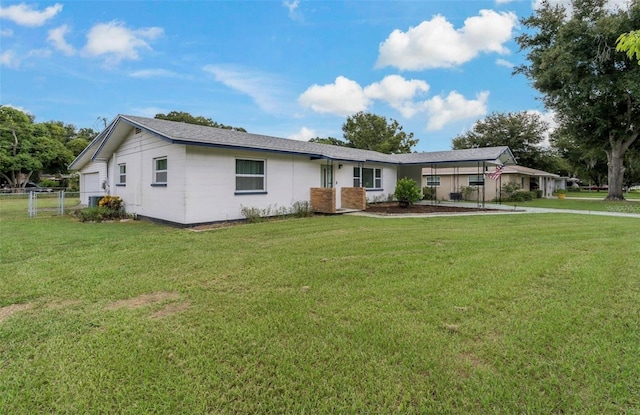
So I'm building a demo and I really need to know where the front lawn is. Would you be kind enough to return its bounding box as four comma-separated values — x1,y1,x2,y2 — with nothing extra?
504,196,640,213
1,213,639,413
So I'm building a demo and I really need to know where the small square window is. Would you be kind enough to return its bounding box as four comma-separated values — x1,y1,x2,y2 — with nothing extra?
235,159,265,192
469,175,484,186
154,157,167,184
354,167,382,189
425,175,441,186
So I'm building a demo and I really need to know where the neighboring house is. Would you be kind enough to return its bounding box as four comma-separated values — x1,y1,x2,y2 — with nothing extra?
422,164,563,203
69,115,516,225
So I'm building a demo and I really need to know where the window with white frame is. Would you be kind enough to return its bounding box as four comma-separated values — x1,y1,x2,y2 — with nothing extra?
118,163,126,185
153,157,167,184
236,159,265,192
425,175,441,186
353,167,382,189
468,174,484,186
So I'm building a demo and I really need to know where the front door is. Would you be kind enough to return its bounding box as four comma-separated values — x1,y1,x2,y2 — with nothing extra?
321,165,333,188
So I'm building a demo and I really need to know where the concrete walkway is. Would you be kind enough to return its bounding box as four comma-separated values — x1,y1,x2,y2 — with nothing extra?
348,200,640,219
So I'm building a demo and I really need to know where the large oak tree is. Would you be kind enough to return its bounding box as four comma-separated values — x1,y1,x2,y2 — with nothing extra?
516,0,640,200
452,111,557,171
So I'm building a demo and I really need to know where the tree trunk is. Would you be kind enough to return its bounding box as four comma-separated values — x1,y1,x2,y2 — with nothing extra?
605,132,637,201
606,146,625,200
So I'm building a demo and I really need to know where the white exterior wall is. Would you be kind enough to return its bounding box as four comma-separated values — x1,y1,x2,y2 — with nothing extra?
183,147,324,223
370,163,397,202
110,130,187,223
323,162,396,205
81,129,401,224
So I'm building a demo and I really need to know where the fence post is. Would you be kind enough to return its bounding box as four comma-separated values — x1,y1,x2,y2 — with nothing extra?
28,192,37,218
58,191,65,215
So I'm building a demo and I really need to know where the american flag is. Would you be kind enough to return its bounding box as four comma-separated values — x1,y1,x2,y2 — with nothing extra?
487,164,504,180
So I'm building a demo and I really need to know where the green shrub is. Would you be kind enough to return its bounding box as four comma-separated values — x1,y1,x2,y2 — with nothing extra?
394,178,421,207
241,201,314,223
240,206,265,223
422,187,436,200
508,191,536,202
501,182,521,200
290,201,314,218
75,196,128,222
39,179,59,188
74,206,128,222
460,185,477,201
99,195,123,210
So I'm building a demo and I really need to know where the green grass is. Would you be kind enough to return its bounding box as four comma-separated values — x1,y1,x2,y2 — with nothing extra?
503,196,640,212
0,193,81,219
1,212,639,413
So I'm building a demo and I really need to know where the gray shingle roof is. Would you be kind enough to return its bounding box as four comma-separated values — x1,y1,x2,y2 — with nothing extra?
70,114,516,169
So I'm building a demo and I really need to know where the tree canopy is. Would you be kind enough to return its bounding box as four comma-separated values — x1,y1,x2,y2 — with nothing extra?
616,30,640,64
516,0,640,200
309,112,417,154
0,106,75,188
155,111,247,132
451,111,559,171
342,112,417,154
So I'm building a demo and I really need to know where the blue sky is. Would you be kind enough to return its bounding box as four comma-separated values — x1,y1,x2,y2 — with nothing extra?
0,0,623,151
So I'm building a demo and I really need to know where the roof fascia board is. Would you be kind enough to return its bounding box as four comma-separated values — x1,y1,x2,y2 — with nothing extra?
68,117,118,170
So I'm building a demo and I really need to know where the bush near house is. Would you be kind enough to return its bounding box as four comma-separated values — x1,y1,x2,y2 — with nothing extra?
394,178,421,207
75,196,128,222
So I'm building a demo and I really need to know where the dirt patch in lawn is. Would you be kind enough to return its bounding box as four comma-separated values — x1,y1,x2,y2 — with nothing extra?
364,202,498,215
0,303,32,322
107,291,182,310
150,301,190,319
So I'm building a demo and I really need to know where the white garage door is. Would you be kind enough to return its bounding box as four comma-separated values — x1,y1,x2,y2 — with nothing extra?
83,172,101,204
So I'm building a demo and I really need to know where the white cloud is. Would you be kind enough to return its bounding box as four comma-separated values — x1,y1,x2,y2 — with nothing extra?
0,50,18,68
299,75,490,131
203,64,290,114
129,107,168,118
496,58,514,68
129,68,181,78
364,75,430,118
1,28,13,37
423,91,489,131
288,127,317,141
27,48,51,58
298,76,370,116
527,109,558,147
83,21,163,64
0,47,51,68
376,10,518,70
48,25,75,56
283,0,303,21
3,104,31,114
0,3,62,27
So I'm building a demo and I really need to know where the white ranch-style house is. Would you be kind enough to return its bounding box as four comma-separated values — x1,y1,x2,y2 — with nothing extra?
69,115,516,225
